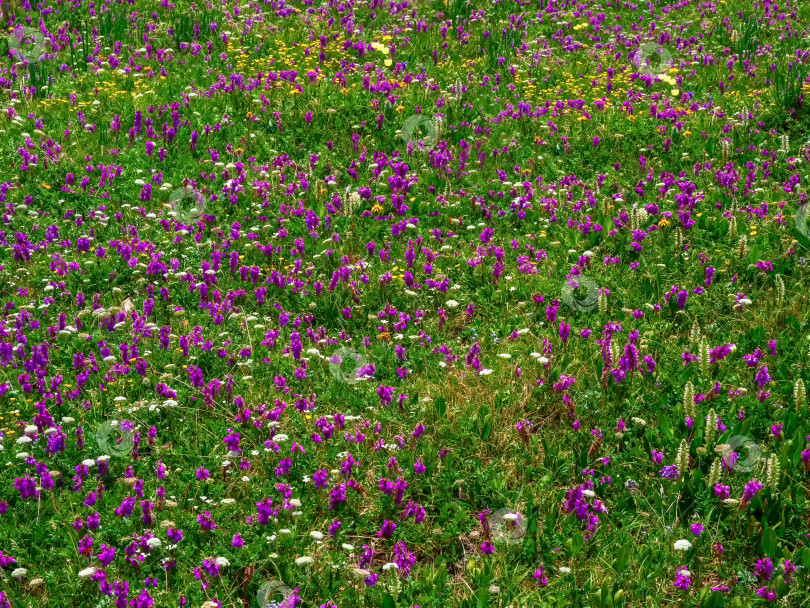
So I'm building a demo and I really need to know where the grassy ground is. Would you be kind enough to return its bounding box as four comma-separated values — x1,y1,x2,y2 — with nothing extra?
1,0,810,607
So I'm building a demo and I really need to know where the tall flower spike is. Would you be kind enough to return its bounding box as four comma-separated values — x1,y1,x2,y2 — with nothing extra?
704,409,717,448
775,275,785,305
676,439,690,476
601,197,610,218
609,340,621,368
689,320,701,347
699,336,710,378
728,216,737,241
766,454,780,491
738,235,747,261
674,228,683,255
794,378,807,412
683,381,696,420
598,289,608,315
708,457,722,487
346,190,361,216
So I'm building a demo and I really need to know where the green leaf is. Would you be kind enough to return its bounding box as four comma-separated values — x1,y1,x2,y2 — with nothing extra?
435,396,446,420
661,416,676,445
481,416,493,441
762,527,777,559
382,594,396,608
601,579,612,608
570,533,584,557
475,585,489,608
612,543,632,574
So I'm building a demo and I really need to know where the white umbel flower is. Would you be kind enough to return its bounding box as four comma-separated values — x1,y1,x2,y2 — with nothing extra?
674,539,692,551
78,566,97,579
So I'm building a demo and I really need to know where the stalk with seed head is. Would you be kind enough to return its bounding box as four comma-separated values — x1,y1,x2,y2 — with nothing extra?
795,379,806,412
683,381,696,420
